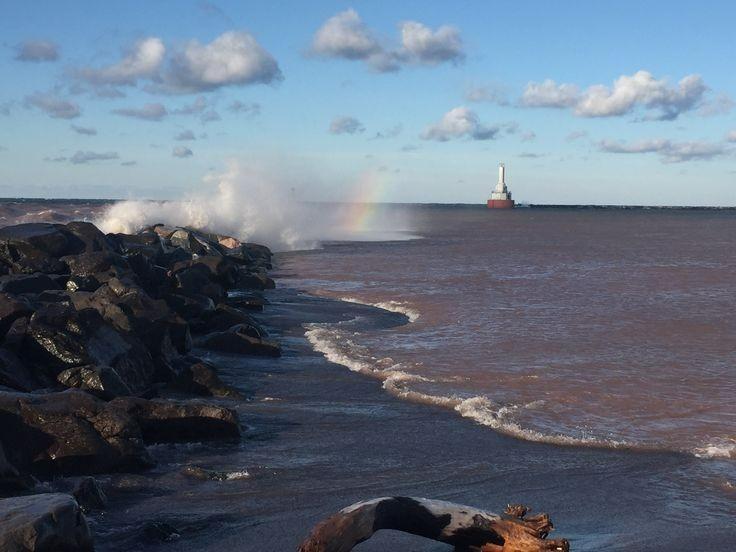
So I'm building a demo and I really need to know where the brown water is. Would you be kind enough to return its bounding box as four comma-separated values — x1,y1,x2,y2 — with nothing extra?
283,206,736,460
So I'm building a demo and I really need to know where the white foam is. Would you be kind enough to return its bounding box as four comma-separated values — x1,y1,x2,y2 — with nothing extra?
224,470,251,480
693,439,736,459
338,296,420,322
305,320,630,451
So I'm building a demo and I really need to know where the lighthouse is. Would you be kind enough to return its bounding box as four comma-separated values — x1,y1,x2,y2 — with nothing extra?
487,163,515,209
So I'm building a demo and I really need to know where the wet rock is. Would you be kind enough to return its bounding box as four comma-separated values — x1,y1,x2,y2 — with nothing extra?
22,303,157,394
171,357,241,398
0,223,70,274
196,325,280,357
0,441,35,493
0,389,154,475
109,232,163,260
2,317,28,351
189,303,256,334
0,273,62,295
173,264,225,302
164,292,214,320
218,236,241,249
110,396,240,443
172,255,238,287
62,251,128,278
180,465,249,481
0,493,93,551
235,269,275,290
72,477,107,511
65,275,100,292
63,221,112,254
57,365,132,399
226,293,267,312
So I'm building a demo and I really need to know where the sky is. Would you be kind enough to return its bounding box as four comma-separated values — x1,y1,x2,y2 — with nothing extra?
0,0,735,205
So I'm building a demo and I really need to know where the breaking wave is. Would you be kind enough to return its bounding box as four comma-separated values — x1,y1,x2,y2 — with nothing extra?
97,162,416,252
304,313,630,452
337,296,420,322
693,439,736,459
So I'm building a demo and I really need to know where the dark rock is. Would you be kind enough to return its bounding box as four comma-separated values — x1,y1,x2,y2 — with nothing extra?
189,303,256,334
164,292,214,320
0,292,32,339
72,477,107,511
0,493,93,551
0,223,70,274
110,396,240,443
173,264,225,302
36,290,73,304
2,317,28,351
57,365,132,399
64,221,111,253
142,521,180,543
0,389,153,475
0,348,40,392
22,304,157,394
235,269,275,290
197,326,280,357
109,232,163,260
172,255,238,287
62,251,128,277
171,357,241,398
226,293,267,312
65,275,100,292
0,273,62,295
0,441,35,493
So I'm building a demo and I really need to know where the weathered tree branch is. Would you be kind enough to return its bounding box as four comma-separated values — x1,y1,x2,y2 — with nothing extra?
298,497,569,552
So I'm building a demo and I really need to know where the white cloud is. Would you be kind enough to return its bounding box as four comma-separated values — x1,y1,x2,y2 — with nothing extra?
521,71,707,120
399,21,463,65
726,131,736,143
329,116,365,134
698,93,735,117
598,138,730,163
310,10,463,72
465,84,509,105
15,40,59,62
521,79,579,108
420,106,498,141
71,124,97,135
312,9,382,60
25,92,80,119
173,146,193,158
173,96,208,115
164,31,282,92
112,103,167,121
70,151,119,164
76,37,165,86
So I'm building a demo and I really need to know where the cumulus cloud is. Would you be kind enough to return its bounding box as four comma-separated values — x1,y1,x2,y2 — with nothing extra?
399,21,463,65
521,71,708,120
726,131,736,143
71,124,97,135
228,100,261,115
173,146,193,158
112,103,167,121
521,79,579,108
698,93,734,117
175,130,196,141
75,37,165,86
310,9,463,72
70,151,119,164
163,31,282,92
25,92,80,119
15,40,59,62
329,116,365,134
598,138,730,163
420,106,498,141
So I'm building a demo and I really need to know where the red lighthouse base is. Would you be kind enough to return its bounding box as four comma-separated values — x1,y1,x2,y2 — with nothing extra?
487,199,515,209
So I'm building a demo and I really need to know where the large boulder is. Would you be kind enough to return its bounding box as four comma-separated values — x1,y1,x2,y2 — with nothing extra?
171,357,240,398
196,325,280,357
0,441,34,493
0,274,62,295
110,396,240,442
21,303,157,395
0,293,32,340
0,224,70,274
0,493,93,551
57,365,132,399
0,389,153,475
172,264,225,302
0,348,41,392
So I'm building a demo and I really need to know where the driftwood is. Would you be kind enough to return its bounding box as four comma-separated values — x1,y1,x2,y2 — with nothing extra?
298,497,569,552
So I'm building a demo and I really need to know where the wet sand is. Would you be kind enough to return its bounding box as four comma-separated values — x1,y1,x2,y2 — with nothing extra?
92,288,736,551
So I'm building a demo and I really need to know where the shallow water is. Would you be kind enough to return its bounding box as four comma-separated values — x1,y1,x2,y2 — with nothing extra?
280,206,736,462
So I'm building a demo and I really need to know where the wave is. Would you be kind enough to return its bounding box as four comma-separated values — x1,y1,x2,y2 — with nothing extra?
693,439,736,459
304,318,631,452
336,296,421,322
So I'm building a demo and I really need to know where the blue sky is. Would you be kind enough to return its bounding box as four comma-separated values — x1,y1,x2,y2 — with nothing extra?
0,0,735,205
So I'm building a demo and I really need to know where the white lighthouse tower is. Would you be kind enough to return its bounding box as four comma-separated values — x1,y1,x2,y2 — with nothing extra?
487,163,515,209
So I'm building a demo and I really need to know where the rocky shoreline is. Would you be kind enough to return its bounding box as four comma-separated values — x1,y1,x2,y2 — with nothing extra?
0,220,279,551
